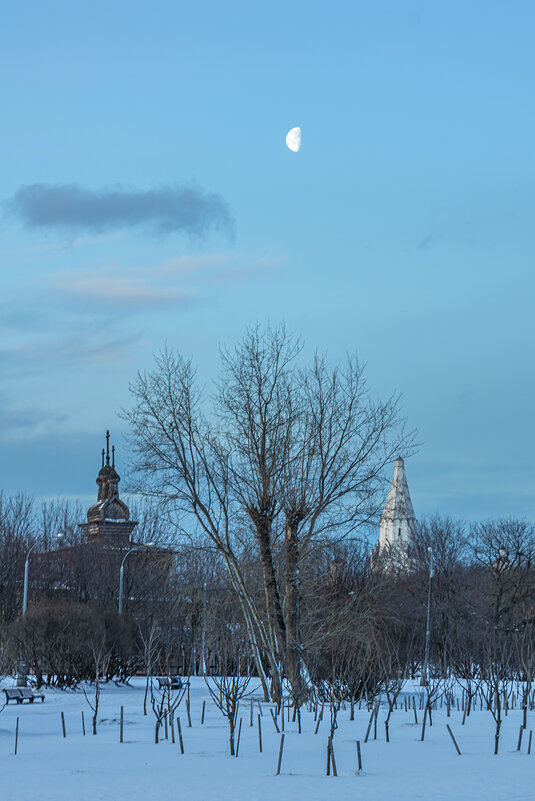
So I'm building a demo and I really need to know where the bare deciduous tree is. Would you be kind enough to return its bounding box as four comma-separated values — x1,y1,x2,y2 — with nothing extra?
124,325,414,705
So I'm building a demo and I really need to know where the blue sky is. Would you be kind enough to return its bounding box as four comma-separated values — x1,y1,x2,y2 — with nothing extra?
1,1,535,521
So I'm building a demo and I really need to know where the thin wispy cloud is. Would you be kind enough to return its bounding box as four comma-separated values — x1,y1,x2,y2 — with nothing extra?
51,270,195,310
152,252,285,281
6,182,235,240
27,231,127,252
208,254,286,285
0,322,143,378
0,248,284,379
152,252,232,277
47,252,284,313
0,394,69,441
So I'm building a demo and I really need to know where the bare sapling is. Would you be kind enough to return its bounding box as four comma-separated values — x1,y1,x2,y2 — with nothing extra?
473,639,513,755
205,665,251,756
454,667,479,726
421,675,446,737
377,630,412,742
151,682,188,744
138,622,160,717
79,636,111,735
515,621,535,730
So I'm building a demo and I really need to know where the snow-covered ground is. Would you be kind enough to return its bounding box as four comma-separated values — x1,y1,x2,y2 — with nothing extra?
0,677,533,801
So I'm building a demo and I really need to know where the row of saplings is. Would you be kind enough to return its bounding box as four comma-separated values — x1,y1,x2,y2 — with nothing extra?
5,601,535,755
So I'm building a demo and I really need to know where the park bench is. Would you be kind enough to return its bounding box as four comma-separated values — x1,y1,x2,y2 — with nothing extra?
19,688,45,703
3,688,45,704
157,676,184,691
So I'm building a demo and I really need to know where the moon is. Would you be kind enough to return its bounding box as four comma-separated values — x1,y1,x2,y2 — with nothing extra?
285,127,301,152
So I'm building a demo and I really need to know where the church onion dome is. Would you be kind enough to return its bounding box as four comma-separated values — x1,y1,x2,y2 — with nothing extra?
86,430,131,523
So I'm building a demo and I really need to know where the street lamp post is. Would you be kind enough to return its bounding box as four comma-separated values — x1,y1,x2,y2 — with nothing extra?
421,546,434,687
200,581,207,676
19,533,64,685
22,543,38,617
22,534,64,616
118,543,153,615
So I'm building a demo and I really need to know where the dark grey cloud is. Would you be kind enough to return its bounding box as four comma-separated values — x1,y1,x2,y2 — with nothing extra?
6,182,235,239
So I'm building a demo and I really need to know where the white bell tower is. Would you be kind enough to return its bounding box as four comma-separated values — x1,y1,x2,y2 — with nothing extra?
378,456,416,558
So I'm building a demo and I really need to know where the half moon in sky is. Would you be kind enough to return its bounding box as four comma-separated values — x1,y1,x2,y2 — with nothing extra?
285,127,301,152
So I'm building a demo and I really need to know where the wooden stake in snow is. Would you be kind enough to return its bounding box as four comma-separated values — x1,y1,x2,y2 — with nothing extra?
257,713,263,752
250,699,253,727
356,740,362,772
201,700,206,725
420,706,428,742
61,711,66,738
186,700,192,728
177,716,184,754
528,730,533,755
276,733,285,775
314,705,323,735
164,710,168,740
120,706,124,743
364,704,376,743
257,699,263,716
331,740,338,776
235,718,243,757
517,725,524,752
446,724,461,755
270,708,280,733
329,737,338,776
81,711,86,736
14,717,19,755
170,713,175,744
412,696,418,725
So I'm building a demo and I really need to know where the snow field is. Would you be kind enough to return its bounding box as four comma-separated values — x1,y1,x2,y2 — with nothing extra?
0,678,533,801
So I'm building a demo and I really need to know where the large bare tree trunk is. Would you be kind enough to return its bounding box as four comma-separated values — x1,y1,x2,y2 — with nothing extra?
255,512,286,657
223,549,282,703
284,512,306,705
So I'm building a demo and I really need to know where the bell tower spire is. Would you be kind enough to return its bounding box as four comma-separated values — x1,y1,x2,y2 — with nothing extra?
378,456,416,561
80,431,137,545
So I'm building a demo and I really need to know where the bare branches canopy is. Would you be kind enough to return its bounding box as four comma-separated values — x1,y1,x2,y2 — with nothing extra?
123,324,415,702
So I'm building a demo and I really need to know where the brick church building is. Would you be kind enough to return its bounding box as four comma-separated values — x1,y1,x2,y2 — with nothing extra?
36,432,172,613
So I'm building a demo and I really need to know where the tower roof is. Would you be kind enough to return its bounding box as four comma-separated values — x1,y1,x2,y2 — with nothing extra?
86,430,130,524
380,456,416,525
